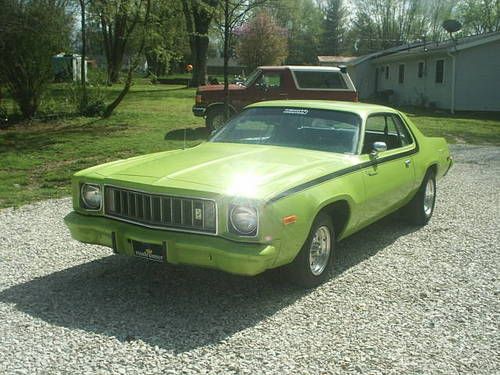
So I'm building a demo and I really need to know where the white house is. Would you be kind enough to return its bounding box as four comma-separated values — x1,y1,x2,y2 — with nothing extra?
345,32,500,112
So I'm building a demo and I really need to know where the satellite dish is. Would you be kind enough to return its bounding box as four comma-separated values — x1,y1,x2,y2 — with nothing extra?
442,19,462,33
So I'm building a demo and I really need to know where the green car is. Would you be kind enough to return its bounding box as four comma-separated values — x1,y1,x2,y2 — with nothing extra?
65,100,452,287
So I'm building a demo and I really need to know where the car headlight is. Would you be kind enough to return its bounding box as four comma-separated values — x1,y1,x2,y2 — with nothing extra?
229,205,258,236
80,183,102,210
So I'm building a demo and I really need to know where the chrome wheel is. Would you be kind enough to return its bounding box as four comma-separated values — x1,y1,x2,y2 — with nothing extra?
423,178,435,217
309,226,331,276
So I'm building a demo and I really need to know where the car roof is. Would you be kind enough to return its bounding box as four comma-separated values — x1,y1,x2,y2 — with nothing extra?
246,100,398,117
258,65,342,72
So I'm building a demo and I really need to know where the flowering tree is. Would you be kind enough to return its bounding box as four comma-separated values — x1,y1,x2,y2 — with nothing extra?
235,11,288,71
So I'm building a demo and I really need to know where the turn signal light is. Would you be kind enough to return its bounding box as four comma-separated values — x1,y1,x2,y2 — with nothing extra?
282,215,297,225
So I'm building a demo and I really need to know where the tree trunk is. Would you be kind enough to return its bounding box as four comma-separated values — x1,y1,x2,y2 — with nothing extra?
80,0,87,108
182,0,215,87
191,35,209,86
102,68,132,118
102,0,151,118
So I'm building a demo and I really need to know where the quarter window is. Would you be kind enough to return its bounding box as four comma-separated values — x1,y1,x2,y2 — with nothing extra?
363,113,413,153
392,114,414,146
435,59,444,83
293,70,348,89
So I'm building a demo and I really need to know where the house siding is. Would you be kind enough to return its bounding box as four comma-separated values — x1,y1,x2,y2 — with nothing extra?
348,62,376,100
374,53,453,109
349,34,500,111
454,40,500,111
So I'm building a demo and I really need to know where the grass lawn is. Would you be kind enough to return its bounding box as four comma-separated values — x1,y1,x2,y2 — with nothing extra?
1,80,499,209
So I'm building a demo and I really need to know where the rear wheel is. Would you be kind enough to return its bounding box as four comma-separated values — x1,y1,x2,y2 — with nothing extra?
404,169,436,226
287,213,335,288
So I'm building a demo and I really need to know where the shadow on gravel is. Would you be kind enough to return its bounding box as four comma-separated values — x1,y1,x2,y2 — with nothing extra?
0,215,417,353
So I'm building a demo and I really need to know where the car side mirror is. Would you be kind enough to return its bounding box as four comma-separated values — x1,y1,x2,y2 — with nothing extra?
370,141,387,158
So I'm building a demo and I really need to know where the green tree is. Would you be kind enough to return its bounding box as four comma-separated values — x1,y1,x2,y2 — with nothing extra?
92,0,150,84
0,0,72,119
347,0,456,54
215,0,267,119
145,0,188,77
457,0,500,34
235,11,288,70
267,0,323,64
321,0,347,56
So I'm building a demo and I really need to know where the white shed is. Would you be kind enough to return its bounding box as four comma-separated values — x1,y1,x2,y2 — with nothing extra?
52,53,88,82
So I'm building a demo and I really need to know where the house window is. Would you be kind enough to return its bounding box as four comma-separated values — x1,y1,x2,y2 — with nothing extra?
385,66,389,79
435,59,444,83
418,62,424,78
398,64,405,84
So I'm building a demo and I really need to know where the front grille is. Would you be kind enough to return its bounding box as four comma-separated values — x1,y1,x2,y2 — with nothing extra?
104,186,217,234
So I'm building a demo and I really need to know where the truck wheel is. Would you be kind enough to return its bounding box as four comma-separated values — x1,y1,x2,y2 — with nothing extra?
288,213,335,288
404,169,436,226
206,108,227,132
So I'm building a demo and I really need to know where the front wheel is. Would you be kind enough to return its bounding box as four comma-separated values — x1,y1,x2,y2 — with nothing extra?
404,170,436,226
287,213,335,288
206,108,227,132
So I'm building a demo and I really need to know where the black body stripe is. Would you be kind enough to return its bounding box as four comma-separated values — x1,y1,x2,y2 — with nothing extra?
266,146,418,204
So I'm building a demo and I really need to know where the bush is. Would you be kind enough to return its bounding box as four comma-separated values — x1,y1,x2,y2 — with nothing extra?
68,82,107,117
0,0,72,119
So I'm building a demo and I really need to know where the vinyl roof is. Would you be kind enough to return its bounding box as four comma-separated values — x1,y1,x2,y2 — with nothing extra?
246,100,398,117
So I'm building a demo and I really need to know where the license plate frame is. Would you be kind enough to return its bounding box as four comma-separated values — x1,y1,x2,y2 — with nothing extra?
131,240,166,263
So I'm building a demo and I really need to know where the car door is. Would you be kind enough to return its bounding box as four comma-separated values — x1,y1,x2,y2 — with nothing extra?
252,71,287,102
360,113,416,224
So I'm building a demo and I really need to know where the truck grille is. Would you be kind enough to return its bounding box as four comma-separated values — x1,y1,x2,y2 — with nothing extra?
104,186,217,234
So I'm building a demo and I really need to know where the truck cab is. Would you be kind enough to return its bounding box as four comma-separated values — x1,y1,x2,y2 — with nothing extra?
192,65,358,131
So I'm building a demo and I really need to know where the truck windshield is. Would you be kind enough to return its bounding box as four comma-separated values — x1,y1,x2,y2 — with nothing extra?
243,69,261,86
210,107,361,154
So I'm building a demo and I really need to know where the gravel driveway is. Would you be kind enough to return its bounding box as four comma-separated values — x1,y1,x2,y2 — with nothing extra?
0,145,498,375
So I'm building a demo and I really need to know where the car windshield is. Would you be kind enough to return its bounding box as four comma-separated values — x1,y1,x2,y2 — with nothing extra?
210,107,361,154
242,69,261,86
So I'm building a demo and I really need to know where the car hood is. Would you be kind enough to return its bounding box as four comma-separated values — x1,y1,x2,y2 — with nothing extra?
83,142,359,200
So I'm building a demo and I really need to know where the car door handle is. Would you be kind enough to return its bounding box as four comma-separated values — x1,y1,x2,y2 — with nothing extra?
404,159,411,168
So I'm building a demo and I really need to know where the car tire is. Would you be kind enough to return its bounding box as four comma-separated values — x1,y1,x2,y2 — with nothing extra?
404,169,436,226
206,107,228,132
287,212,335,288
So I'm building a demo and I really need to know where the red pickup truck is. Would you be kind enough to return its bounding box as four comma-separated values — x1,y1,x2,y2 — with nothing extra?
193,65,358,130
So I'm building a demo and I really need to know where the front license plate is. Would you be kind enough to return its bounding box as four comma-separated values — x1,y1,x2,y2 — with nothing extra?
132,240,166,262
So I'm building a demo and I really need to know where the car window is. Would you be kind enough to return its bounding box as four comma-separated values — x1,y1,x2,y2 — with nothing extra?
363,114,405,153
293,70,348,89
243,69,261,86
257,73,282,89
211,107,361,154
365,115,387,133
392,114,414,146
